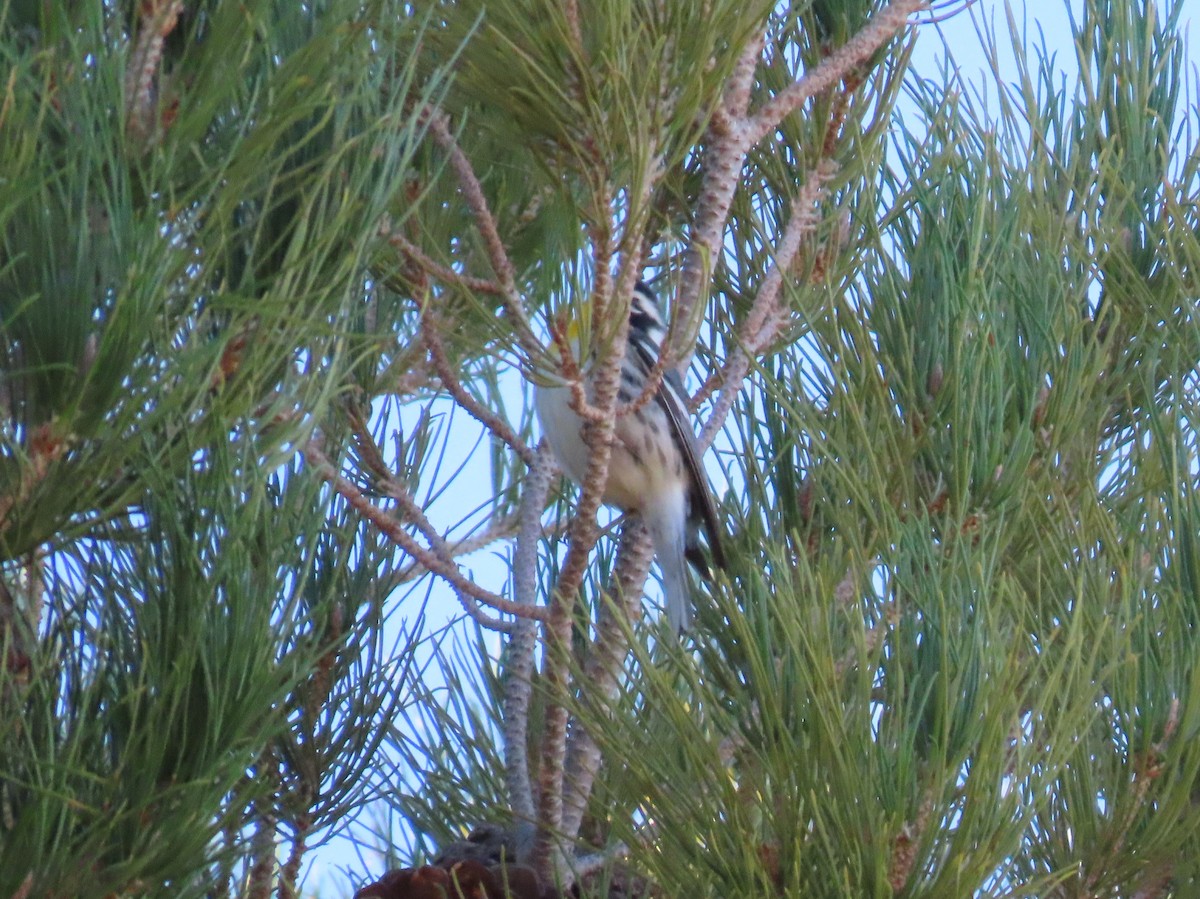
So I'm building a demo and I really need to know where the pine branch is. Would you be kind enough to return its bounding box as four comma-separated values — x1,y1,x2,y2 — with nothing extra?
384,515,568,590
698,159,838,451
503,443,557,825
559,521,655,844
124,0,183,145
675,29,765,354
385,228,510,298
530,286,628,879
744,0,926,147
676,0,927,356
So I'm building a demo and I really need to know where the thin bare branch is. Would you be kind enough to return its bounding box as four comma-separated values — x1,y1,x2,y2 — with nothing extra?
385,228,508,297
384,483,520,633
424,110,543,362
384,514,568,590
304,440,541,627
421,306,536,466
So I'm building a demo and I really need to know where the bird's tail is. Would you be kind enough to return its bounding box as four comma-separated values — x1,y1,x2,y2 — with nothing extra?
649,507,692,634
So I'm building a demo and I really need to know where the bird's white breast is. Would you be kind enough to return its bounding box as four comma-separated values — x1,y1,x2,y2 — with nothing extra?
535,382,683,512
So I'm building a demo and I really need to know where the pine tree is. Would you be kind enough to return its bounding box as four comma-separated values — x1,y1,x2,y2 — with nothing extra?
3,1,1198,898
1,1,442,894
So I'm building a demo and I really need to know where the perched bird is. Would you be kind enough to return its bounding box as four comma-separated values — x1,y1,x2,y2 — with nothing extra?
535,281,726,632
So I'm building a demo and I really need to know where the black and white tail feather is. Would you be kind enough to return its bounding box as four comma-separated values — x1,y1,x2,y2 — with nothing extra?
536,281,726,633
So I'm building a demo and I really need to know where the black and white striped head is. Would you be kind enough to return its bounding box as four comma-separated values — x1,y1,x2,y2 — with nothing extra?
629,281,668,346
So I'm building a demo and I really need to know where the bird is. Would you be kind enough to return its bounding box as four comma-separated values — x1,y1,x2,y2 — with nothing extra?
535,280,726,633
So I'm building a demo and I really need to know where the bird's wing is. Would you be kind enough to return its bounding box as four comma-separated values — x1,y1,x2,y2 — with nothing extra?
627,333,727,571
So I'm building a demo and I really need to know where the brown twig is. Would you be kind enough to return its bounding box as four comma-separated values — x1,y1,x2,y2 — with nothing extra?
278,811,310,899
385,513,568,590
677,0,924,373
687,363,726,412
385,228,507,297
421,305,537,466
383,490,518,633
304,440,542,628
547,313,608,428
423,110,543,363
